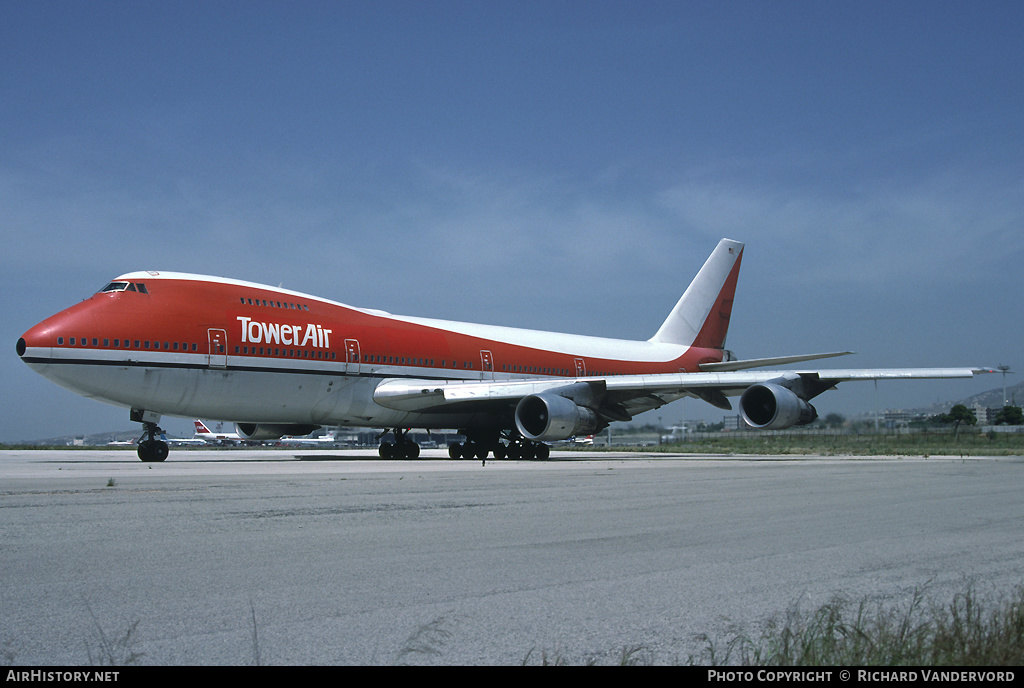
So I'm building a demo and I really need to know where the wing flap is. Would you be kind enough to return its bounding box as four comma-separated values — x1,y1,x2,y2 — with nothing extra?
373,378,575,413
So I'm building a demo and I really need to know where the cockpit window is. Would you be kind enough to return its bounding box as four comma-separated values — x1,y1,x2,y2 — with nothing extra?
98,281,146,293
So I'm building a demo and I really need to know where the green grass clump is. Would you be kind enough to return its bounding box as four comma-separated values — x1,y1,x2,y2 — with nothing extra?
696,585,1024,666
645,430,1024,457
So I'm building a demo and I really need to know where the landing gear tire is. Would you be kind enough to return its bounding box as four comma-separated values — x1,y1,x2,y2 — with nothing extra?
505,438,548,460
449,441,485,460
380,430,421,459
136,419,168,462
138,439,168,462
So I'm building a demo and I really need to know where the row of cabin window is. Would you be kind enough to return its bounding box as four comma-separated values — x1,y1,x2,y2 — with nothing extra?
228,346,569,374
501,364,610,376
240,296,310,311
56,337,198,351
360,356,590,376
503,364,572,375
231,348,466,367
357,355,589,376
235,346,337,360
361,354,472,369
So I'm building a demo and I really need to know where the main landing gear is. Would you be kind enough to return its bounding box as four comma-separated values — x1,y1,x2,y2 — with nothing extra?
131,409,168,462
375,429,550,461
378,428,420,459
447,432,550,461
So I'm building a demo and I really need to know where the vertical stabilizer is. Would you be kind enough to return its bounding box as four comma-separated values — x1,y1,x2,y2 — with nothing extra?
649,238,743,348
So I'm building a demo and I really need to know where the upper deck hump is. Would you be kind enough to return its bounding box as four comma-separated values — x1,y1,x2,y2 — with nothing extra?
112,271,392,317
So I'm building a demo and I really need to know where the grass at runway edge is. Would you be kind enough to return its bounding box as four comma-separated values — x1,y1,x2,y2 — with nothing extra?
528,584,1024,666
687,584,1024,667
617,431,1024,457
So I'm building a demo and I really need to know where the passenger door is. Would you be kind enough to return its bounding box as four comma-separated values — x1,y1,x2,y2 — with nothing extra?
208,329,227,368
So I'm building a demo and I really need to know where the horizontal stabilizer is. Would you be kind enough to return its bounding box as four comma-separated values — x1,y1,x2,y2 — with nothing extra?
699,351,854,372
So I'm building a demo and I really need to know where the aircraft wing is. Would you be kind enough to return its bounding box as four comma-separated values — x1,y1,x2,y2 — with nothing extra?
373,366,992,436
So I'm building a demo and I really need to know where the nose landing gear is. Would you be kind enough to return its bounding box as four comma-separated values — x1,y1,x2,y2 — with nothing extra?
137,423,169,462
131,409,169,462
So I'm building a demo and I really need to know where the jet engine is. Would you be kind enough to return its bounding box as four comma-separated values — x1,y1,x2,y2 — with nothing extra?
234,423,321,441
515,393,601,442
739,383,818,430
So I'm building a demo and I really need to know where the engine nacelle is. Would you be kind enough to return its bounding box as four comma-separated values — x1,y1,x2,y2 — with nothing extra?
739,383,818,430
234,423,321,441
515,393,600,442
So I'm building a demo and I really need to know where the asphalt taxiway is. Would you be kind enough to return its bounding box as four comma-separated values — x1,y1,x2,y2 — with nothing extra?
1,448,1022,665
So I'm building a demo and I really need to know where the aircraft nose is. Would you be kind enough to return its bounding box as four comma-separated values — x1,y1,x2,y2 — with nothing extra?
17,320,55,362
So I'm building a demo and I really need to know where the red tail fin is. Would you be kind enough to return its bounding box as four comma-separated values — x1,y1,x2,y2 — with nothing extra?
650,239,743,349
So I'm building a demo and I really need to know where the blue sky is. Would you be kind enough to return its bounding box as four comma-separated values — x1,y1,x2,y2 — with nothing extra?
3,1,1022,441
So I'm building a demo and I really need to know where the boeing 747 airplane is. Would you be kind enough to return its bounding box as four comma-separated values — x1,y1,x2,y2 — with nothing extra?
16,239,991,461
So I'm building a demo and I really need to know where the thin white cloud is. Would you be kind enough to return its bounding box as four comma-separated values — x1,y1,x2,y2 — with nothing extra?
657,169,1024,292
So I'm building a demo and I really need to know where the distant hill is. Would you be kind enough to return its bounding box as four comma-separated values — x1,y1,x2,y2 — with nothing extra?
958,380,1023,410
902,380,1024,418
4,429,141,446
